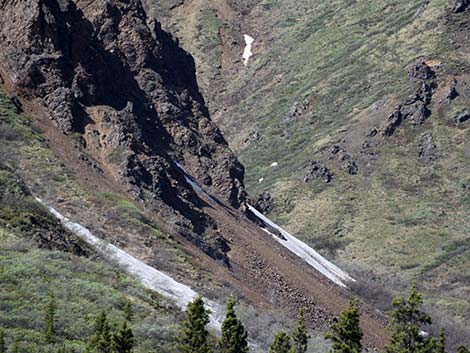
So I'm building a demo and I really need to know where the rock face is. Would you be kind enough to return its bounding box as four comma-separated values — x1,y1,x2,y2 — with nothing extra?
251,192,273,214
453,0,470,12
455,110,470,124
0,0,245,262
304,161,333,183
382,62,435,136
419,133,438,163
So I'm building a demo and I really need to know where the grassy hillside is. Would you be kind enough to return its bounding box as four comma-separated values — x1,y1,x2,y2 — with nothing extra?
155,0,470,345
0,97,184,351
0,232,182,353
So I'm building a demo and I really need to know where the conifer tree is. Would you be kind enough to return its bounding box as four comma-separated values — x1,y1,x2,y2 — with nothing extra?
44,292,57,343
289,308,309,353
270,332,292,353
384,285,432,353
10,337,19,353
92,310,112,353
218,296,249,353
325,299,363,353
123,300,133,322
434,329,446,353
97,319,112,353
176,296,212,353
0,329,5,353
112,321,134,353
456,345,469,353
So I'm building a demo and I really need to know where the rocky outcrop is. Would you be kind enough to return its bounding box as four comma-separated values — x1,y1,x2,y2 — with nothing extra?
329,145,358,175
455,110,470,124
442,79,458,104
419,133,438,163
0,0,245,262
453,0,470,12
251,192,273,214
382,62,435,136
304,160,332,183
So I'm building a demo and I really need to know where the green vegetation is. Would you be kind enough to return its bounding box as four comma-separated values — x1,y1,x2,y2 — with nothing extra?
161,3,470,333
44,292,57,344
290,309,309,353
269,332,292,353
0,232,182,352
218,296,249,353
325,300,363,353
111,321,134,353
175,296,212,353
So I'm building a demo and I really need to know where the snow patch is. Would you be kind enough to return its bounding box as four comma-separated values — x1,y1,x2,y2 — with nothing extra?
248,205,354,287
243,34,254,66
258,177,264,183
174,162,218,204
34,196,223,330
270,162,279,168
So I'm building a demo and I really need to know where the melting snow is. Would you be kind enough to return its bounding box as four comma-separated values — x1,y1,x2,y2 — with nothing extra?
173,160,354,288
174,162,218,204
34,196,224,330
243,34,254,66
248,205,355,287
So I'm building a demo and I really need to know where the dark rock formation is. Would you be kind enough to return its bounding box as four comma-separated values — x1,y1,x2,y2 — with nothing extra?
0,0,246,262
453,0,470,12
284,97,313,122
382,62,435,135
419,133,438,163
442,79,458,104
329,145,358,175
455,110,470,124
304,160,333,183
252,192,273,214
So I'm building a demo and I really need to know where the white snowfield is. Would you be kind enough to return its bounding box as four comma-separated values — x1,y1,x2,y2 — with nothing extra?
243,34,254,66
247,205,355,288
174,160,354,288
34,196,224,331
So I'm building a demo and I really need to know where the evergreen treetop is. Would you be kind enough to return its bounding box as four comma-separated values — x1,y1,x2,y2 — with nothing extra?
218,296,249,353
325,299,363,353
289,308,310,353
112,321,134,353
385,285,432,353
270,332,292,353
176,296,212,353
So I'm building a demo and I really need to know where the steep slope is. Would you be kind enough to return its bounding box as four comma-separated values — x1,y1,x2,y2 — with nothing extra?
0,0,245,264
151,0,470,346
0,0,392,349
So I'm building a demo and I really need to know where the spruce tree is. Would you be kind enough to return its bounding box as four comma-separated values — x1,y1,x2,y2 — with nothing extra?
384,285,432,353
95,311,107,337
92,310,112,353
44,292,56,343
456,345,469,353
10,337,19,353
270,332,291,353
176,296,212,353
123,300,133,322
325,299,363,353
289,308,309,353
0,329,5,353
97,319,112,353
218,296,249,353
434,329,445,353
112,321,134,353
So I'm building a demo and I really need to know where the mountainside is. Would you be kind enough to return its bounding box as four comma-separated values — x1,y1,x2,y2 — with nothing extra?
0,0,247,264
0,0,396,351
150,0,470,346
